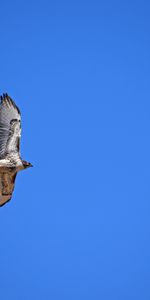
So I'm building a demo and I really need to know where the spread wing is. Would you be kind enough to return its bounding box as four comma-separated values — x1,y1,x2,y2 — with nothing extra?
0,169,17,206
0,94,21,159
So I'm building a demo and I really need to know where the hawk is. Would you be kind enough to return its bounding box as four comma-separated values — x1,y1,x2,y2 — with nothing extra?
0,93,32,206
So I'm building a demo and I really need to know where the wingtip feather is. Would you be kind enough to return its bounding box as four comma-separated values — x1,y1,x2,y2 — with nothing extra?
0,93,21,115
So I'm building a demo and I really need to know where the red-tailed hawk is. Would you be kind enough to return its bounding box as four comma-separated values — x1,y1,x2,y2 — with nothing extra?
0,93,32,206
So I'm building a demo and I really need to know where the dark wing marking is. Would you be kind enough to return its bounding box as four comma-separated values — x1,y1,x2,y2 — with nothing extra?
0,170,17,206
0,94,21,158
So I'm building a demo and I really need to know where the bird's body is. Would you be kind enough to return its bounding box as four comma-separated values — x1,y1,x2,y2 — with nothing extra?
0,93,32,206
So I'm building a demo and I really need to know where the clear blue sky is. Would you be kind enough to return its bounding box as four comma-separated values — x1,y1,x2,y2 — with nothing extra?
0,0,150,299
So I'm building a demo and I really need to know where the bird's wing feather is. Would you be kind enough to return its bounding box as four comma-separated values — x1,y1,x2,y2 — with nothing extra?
0,94,21,158
0,170,17,206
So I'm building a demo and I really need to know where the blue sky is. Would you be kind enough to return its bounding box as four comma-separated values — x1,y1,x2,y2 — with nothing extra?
0,0,150,299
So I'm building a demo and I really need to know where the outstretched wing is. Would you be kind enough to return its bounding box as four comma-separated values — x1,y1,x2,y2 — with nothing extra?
0,170,17,206
0,94,21,159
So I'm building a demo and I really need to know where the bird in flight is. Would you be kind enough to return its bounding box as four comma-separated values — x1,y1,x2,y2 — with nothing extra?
0,93,32,206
